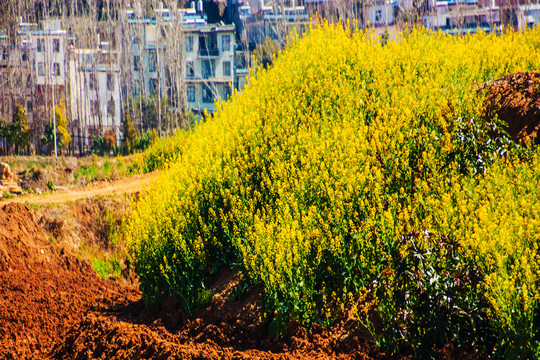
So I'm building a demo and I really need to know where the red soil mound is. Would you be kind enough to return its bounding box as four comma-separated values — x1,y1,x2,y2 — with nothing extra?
0,203,138,359
52,269,386,359
482,71,540,143
1,202,388,359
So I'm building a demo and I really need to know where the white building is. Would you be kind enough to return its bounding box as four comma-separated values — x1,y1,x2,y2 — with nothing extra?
424,2,500,33
126,5,236,116
366,0,396,26
69,43,122,151
184,23,236,114
128,18,167,99
18,19,68,87
12,19,69,150
517,3,540,29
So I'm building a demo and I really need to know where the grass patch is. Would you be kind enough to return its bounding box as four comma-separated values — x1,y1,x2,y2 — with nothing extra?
74,164,100,183
92,257,122,280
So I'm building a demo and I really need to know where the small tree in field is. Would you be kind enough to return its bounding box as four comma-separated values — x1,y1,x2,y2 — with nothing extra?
43,99,71,155
11,103,30,154
104,129,116,154
121,110,137,155
55,100,71,152
253,37,280,69
0,119,9,154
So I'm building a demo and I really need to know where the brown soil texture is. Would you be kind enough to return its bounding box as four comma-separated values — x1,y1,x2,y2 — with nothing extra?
482,71,540,143
1,199,387,360
0,203,138,359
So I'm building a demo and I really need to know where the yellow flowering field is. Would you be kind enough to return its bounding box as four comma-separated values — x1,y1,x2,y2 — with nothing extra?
126,24,540,356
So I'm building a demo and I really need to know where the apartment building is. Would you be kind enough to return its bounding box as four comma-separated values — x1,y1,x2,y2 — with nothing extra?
184,23,236,114
0,19,69,149
424,2,500,32
69,41,122,151
125,4,236,115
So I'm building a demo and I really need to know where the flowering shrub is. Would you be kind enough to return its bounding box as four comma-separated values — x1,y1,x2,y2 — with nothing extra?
126,24,540,355
433,153,540,357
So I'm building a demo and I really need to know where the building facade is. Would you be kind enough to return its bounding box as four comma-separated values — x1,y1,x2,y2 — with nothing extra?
184,23,236,114
69,43,122,151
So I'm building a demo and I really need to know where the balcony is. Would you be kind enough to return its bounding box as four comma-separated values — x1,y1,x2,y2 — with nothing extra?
198,48,219,58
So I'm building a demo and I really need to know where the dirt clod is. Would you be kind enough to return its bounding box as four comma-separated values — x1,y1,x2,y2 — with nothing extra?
482,71,540,143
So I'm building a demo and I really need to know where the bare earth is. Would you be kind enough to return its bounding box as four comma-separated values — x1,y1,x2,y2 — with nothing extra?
0,171,159,205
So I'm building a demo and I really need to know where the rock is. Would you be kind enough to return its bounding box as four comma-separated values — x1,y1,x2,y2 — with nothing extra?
7,185,22,195
0,162,13,181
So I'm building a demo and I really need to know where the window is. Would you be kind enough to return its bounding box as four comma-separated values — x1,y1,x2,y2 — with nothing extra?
2,49,7,60
187,85,195,102
91,100,100,116
202,84,214,103
199,34,218,55
223,61,231,77
38,62,45,76
375,10,382,23
150,78,159,95
149,52,156,72
22,51,28,62
222,35,231,52
134,80,140,96
26,101,33,113
186,61,195,78
235,53,247,69
53,38,60,52
186,36,193,52
266,24,278,40
53,63,61,76
223,84,231,100
37,38,44,52
133,55,140,71
107,74,114,91
107,98,115,117
165,66,171,86
89,74,97,90
202,60,215,79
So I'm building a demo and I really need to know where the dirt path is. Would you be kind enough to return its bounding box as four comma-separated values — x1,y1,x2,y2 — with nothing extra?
0,171,160,205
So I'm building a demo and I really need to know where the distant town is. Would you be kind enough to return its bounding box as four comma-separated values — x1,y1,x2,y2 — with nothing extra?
0,0,538,156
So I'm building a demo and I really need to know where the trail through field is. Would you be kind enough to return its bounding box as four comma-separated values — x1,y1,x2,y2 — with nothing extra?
0,171,159,205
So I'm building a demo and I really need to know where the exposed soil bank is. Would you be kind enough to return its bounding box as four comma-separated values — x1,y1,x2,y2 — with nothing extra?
482,71,540,143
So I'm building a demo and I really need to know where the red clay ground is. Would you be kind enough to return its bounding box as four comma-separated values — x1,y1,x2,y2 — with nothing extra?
481,71,540,143
0,203,138,359
0,201,392,360
0,187,491,359
0,186,489,359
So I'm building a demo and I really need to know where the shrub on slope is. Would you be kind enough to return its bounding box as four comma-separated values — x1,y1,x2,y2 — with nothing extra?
127,24,540,356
